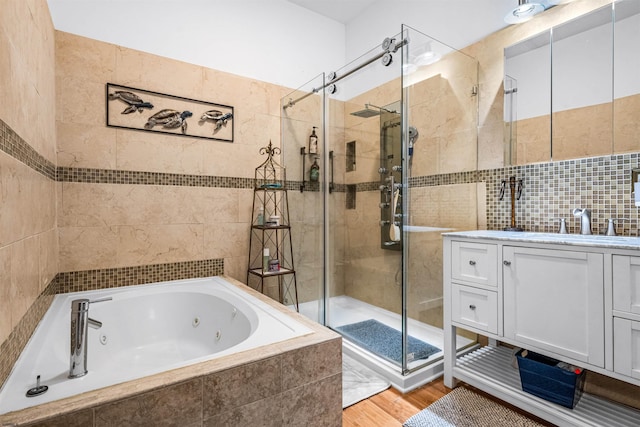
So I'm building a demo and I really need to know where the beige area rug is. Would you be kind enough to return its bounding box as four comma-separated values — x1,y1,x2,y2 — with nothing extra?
403,387,546,427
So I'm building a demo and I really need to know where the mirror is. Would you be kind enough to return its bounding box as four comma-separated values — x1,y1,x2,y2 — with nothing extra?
614,0,640,154
552,4,613,161
504,1,640,165
504,31,551,165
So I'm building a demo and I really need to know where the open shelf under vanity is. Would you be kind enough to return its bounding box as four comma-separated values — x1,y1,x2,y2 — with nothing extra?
455,346,640,427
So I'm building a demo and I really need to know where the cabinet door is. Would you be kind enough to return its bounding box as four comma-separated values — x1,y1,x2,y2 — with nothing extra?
451,241,497,287
613,255,640,316
614,317,640,379
503,246,604,367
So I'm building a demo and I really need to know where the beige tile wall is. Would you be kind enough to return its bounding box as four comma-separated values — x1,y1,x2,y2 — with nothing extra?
0,0,57,346
55,31,290,283
615,93,640,154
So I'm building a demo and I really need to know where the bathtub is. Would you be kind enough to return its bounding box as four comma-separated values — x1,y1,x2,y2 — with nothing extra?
0,276,313,415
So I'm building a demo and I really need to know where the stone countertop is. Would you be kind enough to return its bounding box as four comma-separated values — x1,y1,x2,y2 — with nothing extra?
443,230,640,250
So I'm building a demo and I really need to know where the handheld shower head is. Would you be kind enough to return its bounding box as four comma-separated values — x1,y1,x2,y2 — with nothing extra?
408,126,419,156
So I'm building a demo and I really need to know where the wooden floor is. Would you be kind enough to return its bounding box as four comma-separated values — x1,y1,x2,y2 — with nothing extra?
342,378,555,427
342,378,449,427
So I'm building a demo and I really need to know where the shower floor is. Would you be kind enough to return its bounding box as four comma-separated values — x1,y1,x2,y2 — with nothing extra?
297,295,475,392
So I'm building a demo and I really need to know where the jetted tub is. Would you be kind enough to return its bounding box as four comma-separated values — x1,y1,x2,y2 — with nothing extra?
0,276,312,415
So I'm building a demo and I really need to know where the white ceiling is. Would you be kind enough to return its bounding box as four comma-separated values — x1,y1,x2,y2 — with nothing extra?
287,0,566,25
286,0,377,24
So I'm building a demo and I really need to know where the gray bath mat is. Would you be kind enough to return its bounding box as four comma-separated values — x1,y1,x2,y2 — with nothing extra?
336,319,440,364
403,387,546,427
342,353,390,408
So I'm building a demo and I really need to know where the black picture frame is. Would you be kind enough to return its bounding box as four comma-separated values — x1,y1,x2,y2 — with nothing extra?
106,83,234,142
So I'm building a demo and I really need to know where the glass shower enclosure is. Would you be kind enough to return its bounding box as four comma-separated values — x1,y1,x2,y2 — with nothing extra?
279,25,480,388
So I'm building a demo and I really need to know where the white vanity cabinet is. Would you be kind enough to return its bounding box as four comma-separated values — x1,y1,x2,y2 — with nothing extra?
443,231,640,427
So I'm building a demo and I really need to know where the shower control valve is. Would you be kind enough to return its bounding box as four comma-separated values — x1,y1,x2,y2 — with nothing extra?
379,185,390,192
379,220,390,226
392,165,402,172
378,167,388,174
379,202,390,208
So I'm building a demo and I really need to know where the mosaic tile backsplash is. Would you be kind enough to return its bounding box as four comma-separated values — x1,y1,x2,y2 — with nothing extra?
481,154,640,236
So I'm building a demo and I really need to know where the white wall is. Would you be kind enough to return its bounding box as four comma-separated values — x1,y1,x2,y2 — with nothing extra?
47,0,346,90
48,0,520,92
345,0,514,63
337,0,514,99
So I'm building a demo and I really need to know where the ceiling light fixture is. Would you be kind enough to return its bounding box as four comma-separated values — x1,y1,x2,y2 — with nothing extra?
504,0,546,24
414,41,442,66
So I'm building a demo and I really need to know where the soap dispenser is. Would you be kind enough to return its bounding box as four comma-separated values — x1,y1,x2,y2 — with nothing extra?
308,126,318,155
310,157,320,182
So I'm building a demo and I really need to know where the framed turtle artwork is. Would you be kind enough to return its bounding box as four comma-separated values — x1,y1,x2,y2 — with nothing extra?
106,83,234,142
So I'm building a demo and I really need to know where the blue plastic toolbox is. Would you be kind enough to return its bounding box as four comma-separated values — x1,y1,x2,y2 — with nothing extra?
516,349,585,409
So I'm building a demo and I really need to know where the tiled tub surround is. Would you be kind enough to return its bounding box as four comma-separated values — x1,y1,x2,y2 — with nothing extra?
1,276,314,414
0,259,225,403
0,276,342,427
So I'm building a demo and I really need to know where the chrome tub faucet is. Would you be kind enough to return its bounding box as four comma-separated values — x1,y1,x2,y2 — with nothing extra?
572,208,592,235
69,297,111,379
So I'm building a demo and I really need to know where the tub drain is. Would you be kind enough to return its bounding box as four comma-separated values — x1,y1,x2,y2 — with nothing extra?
25,375,48,397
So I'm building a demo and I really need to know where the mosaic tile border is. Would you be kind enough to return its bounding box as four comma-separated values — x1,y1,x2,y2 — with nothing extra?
0,279,57,391
0,119,56,180
57,258,225,293
57,167,254,188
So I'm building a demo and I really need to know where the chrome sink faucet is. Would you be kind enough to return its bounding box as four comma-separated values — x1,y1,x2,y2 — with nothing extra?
69,297,111,379
572,208,592,235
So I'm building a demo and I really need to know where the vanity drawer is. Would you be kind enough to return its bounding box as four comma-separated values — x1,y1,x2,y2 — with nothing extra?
451,283,498,334
451,241,498,287
613,317,640,380
613,255,640,316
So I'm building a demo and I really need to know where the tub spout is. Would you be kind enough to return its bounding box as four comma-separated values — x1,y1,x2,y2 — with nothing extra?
572,208,592,235
69,297,111,379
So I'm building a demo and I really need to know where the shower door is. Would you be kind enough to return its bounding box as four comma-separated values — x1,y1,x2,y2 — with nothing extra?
323,36,407,370
280,73,327,324
281,25,481,377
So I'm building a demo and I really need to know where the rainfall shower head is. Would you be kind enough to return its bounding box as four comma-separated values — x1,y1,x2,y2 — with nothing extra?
350,103,395,118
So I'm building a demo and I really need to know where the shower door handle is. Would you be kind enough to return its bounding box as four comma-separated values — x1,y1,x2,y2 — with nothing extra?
300,147,306,192
388,175,396,223
329,150,335,193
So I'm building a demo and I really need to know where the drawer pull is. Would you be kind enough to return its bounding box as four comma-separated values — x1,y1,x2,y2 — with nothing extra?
503,260,511,266
469,260,476,266
469,304,476,310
